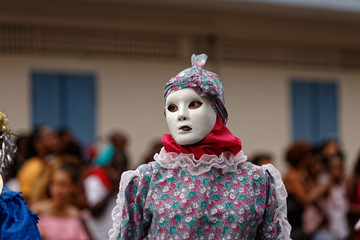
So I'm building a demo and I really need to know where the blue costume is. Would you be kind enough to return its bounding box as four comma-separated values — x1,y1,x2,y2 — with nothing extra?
0,186,41,239
0,112,41,239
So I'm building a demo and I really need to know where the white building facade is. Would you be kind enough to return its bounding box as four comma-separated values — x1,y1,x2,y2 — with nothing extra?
0,0,360,172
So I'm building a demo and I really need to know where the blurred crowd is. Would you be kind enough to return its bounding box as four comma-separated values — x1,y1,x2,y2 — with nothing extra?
251,141,360,240
5,125,162,240
4,124,360,240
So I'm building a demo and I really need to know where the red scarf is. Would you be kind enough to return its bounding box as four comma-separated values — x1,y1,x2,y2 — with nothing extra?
162,119,242,160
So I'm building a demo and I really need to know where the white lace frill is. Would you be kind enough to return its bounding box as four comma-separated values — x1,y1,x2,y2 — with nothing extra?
109,170,140,240
153,147,248,175
262,164,292,240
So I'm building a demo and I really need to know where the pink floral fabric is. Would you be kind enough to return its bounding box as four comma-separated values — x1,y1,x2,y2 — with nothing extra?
117,161,280,239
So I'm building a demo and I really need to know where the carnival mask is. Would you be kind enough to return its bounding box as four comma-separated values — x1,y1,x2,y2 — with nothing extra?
165,88,217,145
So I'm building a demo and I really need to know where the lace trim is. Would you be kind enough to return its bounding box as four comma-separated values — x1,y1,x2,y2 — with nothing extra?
109,170,140,240
153,147,247,175
262,164,292,240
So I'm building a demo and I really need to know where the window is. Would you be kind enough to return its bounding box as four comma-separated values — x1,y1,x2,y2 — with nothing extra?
32,72,96,145
291,79,338,145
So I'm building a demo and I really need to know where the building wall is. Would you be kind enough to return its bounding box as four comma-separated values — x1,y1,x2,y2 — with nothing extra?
1,0,360,173
223,64,360,173
1,55,359,173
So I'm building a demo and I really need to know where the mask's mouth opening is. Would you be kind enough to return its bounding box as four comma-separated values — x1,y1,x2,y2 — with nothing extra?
179,126,192,132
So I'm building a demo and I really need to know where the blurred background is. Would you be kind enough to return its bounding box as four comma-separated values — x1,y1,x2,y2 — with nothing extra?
1,0,360,239
1,0,360,172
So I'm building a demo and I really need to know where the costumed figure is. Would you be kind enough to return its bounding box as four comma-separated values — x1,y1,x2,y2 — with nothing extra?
109,54,291,239
0,112,41,239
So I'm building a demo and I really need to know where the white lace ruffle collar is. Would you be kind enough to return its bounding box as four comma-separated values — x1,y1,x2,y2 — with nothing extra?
153,147,248,175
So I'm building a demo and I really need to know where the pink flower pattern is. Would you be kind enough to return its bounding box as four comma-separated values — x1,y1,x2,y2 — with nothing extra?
118,162,280,239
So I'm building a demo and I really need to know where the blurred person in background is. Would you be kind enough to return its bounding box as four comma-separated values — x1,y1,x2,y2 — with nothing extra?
15,135,29,165
310,151,348,240
0,112,41,239
83,131,128,240
31,162,90,240
55,129,88,209
283,141,330,240
4,135,29,191
321,153,348,239
29,154,87,208
17,125,60,203
302,147,330,238
320,139,341,160
58,127,84,162
250,153,273,166
346,150,360,240
141,140,163,165
92,131,128,166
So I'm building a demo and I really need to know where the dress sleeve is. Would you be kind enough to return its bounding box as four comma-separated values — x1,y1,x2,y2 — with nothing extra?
109,164,152,240
258,164,292,240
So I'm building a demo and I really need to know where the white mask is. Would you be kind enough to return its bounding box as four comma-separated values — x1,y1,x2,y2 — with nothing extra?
165,88,217,145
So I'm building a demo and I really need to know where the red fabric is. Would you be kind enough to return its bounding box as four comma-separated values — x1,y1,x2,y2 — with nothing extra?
84,167,112,189
162,118,242,160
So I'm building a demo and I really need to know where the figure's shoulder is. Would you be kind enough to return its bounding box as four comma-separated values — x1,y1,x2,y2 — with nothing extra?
135,161,157,176
137,161,154,172
123,162,177,190
137,161,170,176
235,162,278,187
121,162,159,186
239,162,268,176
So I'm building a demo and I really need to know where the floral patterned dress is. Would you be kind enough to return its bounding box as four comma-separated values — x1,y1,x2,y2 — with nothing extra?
109,149,290,240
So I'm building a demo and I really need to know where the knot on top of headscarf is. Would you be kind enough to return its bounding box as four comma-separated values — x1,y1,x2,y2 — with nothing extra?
191,54,207,68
